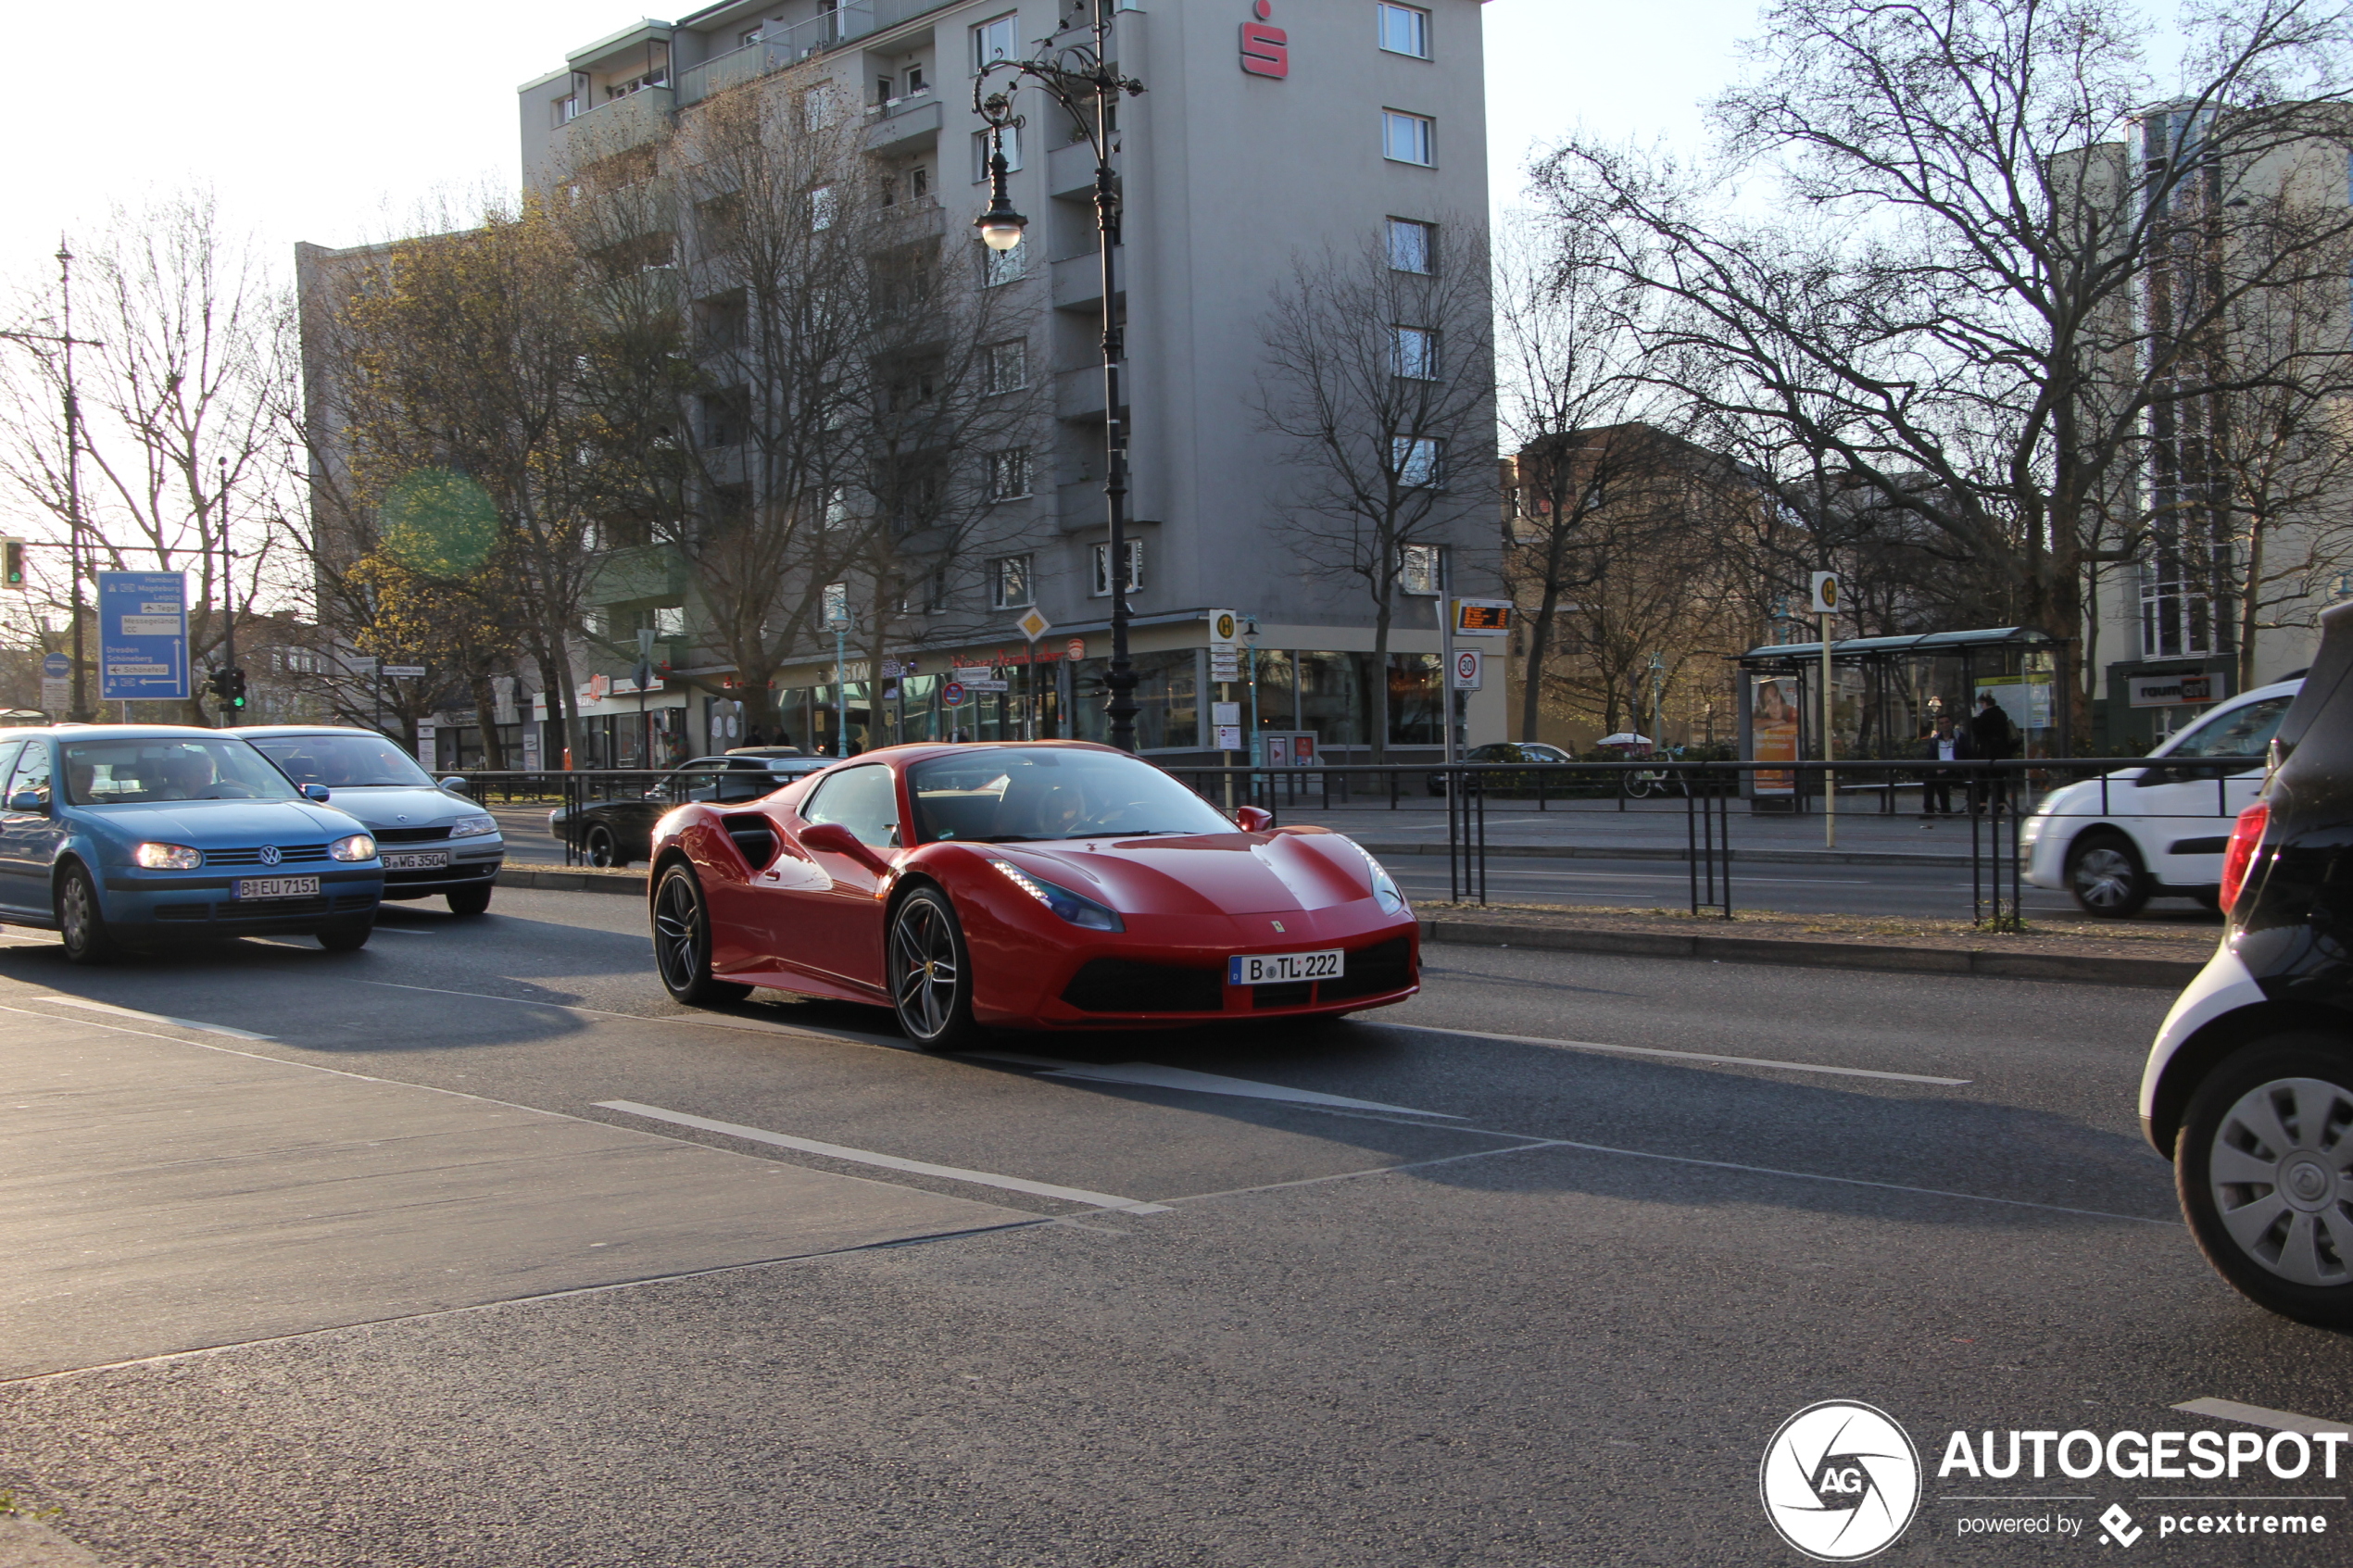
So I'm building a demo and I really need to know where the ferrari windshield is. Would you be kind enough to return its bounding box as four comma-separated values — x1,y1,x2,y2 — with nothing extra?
247,734,437,789
64,739,303,805
908,748,1233,844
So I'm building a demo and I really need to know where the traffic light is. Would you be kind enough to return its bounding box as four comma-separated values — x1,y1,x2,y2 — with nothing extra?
228,669,247,711
1,539,23,589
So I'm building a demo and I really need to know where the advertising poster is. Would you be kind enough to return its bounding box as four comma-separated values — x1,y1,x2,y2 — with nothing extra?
1751,676,1801,795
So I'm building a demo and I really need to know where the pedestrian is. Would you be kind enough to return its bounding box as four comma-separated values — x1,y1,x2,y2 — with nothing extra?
744,724,768,748
1968,692,2018,813
1919,714,1971,815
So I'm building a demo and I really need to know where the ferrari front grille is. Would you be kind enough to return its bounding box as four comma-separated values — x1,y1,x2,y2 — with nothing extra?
1061,958,1225,1014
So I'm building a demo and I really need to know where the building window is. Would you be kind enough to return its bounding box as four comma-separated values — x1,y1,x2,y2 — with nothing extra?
655,605,687,637
1387,218,1435,274
821,486,851,532
992,555,1034,608
1394,437,1447,489
984,339,1028,394
1400,543,1443,596
1383,110,1435,166
973,125,1024,182
810,184,838,231
1392,325,1440,380
553,96,580,127
982,237,1028,286
987,448,1033,501
974,13,1020,71
1092,539,1143,596
1378,3,1431,58
909,164,931,200
800,86,841,131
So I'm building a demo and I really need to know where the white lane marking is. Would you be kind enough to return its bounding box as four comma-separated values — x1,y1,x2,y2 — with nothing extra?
968,1053,1462,1117
1369,1021,1970,1085
595,1100,1173,1215
35,997,276,1041
2172,1399,2353,1436
1393,868,1889,887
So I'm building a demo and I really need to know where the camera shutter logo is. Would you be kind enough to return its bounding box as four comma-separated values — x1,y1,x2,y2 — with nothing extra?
1759,1400,1920,1561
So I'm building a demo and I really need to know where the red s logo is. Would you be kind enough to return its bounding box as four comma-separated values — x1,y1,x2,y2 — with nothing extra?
1240,5,1289,80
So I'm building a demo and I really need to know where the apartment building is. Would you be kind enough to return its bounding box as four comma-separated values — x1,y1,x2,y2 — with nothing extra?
514,0,1503,764
2092,103,2353,748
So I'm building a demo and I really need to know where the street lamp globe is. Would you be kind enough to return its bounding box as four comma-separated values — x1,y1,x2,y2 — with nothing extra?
975,201,1029,251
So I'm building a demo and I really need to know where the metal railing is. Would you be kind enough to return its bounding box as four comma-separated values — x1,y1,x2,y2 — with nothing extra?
675,5,876,106
451,753,2262,927
1166,756,2263,931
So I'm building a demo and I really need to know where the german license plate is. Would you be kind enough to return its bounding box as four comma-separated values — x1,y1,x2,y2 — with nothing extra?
234,875,321,900
1227,949,1343,985
382,850,448,871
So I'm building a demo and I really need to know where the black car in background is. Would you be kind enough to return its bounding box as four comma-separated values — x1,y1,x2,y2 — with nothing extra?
549,753,836,867
2142,597,2353,1326
1427,742,1574,796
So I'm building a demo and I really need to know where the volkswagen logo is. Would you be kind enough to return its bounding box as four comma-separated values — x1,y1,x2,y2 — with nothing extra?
258,845,282,866
1759,1400,1920,1561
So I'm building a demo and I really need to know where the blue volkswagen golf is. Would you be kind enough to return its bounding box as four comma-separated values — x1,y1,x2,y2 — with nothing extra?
0,725,384,962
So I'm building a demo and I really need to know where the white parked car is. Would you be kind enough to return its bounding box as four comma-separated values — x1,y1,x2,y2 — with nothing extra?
2020,678,2301,916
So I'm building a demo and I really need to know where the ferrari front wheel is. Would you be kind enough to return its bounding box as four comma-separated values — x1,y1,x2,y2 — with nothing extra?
889,886,983,1051
652,863,750,1008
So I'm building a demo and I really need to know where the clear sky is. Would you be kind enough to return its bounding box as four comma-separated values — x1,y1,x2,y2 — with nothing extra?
0,0,1763,288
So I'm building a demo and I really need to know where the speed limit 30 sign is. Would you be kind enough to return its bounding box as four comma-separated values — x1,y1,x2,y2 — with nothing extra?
1452,650,1484,691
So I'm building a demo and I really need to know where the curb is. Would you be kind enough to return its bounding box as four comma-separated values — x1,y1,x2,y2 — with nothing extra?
1418,918,2205,990
0,1514,106,1567
1361,842,1974,868
497,865,649,897
1365,846,1985,870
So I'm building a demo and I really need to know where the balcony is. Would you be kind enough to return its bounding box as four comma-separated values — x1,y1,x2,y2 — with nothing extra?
560,85,675,158
1053,251,1124,312
676,5,875,106
866,95,942,155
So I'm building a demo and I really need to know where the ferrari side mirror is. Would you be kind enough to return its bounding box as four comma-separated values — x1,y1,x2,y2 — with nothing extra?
1235,806,1274,832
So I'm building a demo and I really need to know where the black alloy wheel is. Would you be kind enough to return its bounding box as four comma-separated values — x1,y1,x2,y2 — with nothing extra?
887,886,982,1051
2067,830,2150,918
446,884,494,917
2177,1036,2353,1328
652,863,750,1007
317,919,373,953
55,864,117,965
585,825,623,868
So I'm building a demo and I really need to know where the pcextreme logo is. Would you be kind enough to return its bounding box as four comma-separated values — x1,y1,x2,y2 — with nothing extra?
1760,1401,1923,1562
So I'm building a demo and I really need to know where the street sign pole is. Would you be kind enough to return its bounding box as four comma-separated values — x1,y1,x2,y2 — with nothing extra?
1439,555,1458,785
1811,571,1841,849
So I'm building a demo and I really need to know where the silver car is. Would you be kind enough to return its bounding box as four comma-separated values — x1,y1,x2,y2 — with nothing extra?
234,726,504,916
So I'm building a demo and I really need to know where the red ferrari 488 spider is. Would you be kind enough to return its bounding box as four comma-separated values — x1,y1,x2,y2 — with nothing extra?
646,741,1419,1047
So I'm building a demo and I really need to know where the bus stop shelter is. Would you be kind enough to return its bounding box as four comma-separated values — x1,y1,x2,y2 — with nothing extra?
1735,626,2068,809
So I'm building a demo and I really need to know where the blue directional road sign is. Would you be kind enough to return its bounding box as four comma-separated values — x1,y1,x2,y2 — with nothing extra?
98,571,190,701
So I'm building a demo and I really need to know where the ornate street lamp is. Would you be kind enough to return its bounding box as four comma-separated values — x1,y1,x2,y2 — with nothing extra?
974,0,1144,750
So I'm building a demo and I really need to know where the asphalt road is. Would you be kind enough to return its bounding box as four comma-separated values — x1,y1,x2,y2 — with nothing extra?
2,888,2345,1565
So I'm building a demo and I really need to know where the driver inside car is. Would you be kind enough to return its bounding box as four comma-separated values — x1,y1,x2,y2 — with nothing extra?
152,750,217,800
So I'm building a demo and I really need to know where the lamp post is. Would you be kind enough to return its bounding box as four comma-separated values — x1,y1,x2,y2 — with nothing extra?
974,0,1144,750
0,241,101,721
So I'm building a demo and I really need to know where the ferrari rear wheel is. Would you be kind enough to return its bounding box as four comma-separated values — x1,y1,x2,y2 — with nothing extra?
888,886,982,1051
652,863,750,1007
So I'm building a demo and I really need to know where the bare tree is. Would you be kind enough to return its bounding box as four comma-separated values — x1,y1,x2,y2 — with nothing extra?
1535,0,2353,745
0,191,294,721
1257,222,1494,759
304,195,605,757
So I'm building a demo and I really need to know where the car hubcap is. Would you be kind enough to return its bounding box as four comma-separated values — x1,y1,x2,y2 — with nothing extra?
2209,1076,2353,1286
653,876,699,990
62,878,89,947
588,832,613,867
2074,847,2136,909
892,902,958,1040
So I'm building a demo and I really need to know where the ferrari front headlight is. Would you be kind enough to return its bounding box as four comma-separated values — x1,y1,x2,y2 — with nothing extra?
1347,840,1408,915
988,858,1125,932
